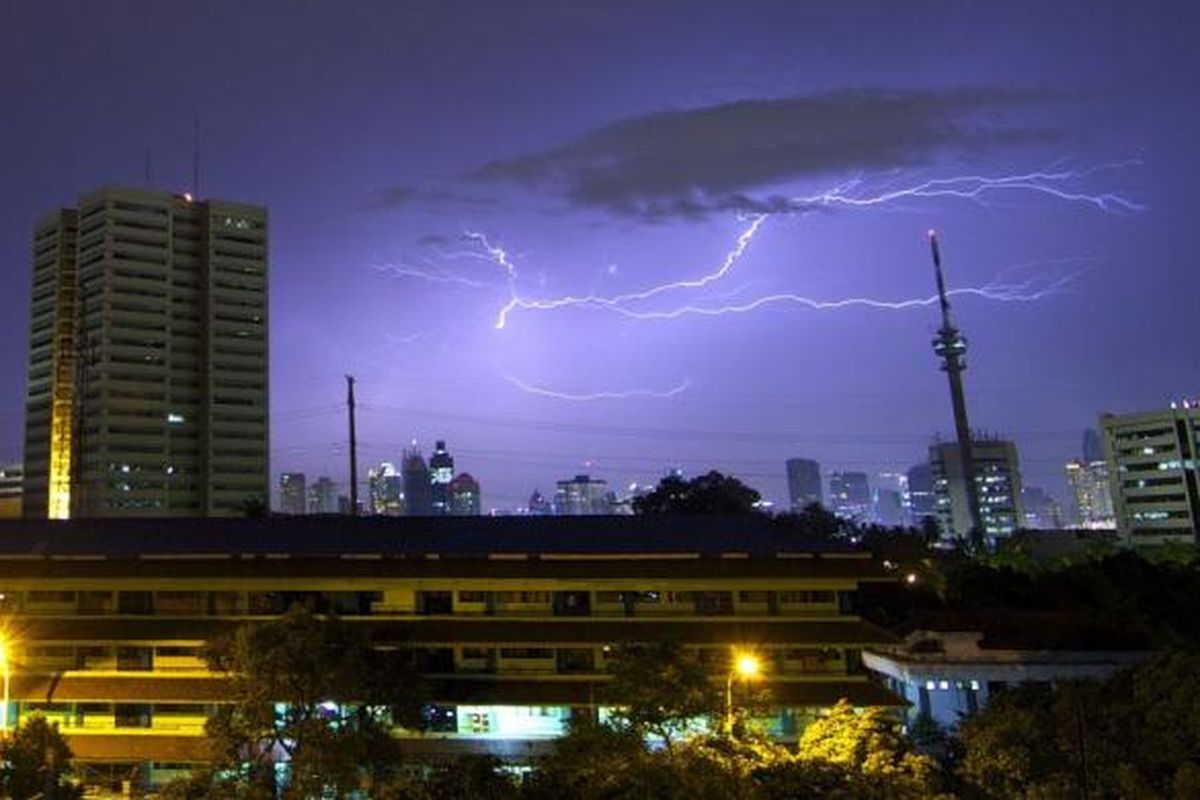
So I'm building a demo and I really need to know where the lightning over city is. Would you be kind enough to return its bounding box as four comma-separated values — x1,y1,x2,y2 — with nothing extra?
434,165,1139,330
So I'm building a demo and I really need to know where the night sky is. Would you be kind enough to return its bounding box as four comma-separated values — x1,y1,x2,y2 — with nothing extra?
2,1,1197,512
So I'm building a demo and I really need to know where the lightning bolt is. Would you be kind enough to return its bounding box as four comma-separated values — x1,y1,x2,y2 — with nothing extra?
792,164,1145,214
440,162,1140,328
505,374,692,401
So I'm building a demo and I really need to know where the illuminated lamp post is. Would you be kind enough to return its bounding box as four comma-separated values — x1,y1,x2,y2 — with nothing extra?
725,649,761,735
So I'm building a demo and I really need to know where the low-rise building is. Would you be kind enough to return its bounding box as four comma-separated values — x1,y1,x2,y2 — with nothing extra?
863,630,1147,728
0,515,899,793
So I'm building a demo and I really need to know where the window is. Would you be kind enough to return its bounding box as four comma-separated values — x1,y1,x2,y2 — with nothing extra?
458,591,487,603
499,648,553,659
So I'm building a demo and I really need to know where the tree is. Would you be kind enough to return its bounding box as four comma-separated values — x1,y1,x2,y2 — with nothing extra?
797,700,945,799
957,651,1200,799
198,606,425,798
0,716,82,800
603,642,723,749
633,471,761,515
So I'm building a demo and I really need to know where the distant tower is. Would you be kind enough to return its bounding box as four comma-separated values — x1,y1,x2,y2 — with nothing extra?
429,440,455,515
928,231,984,540
402,445,432,516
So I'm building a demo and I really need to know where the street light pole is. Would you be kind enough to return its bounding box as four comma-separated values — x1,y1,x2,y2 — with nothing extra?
724,649,761,736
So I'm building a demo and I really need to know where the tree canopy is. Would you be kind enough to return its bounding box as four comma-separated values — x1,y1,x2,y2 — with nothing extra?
175,606,425,798
632,471,761,515
0,716,81,800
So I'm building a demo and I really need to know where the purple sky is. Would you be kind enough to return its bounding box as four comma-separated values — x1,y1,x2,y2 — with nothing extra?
1,2,1196,512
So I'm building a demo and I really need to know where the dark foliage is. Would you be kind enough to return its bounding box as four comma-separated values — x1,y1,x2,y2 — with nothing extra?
632,471,761,515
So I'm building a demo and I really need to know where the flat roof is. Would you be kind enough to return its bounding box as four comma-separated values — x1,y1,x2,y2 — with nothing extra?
0,515,870,560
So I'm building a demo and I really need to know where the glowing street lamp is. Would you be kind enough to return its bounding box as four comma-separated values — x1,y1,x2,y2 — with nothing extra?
0,637,10,735
725,648,761,735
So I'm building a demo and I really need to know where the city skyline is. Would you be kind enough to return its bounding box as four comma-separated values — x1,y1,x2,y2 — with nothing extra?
2,2,1197,511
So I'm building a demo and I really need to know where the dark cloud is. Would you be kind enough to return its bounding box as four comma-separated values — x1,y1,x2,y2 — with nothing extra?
476,87,1066,218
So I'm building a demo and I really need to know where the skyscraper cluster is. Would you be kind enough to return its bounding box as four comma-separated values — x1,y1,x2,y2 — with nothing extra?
277,439,482,516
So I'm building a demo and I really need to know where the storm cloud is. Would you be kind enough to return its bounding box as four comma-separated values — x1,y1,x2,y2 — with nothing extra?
476,87,1066,218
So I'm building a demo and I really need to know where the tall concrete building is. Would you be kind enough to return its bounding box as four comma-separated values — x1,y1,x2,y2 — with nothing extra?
785,458,822,512
828,471,871,522
1064,459,1114,529
368,461,404,516
449,472,482,515
308,476,338,514
22,187,268,518
555,474,612,515
1101,405,1200,546
429,440,455,515
905,462,937,526
402,446,432,516
279,472,307,515
930,438,1023,540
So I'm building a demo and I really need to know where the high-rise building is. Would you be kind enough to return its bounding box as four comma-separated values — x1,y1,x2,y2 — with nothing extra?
429,440,455,515
0,462,22,518
23,187,268,518
402,446,432,516
930,438,1023,540
785,458,822,512
308,477,338,514
1101,405,1200,546
368,462,404,516
279,472,307,515
449,472,481,515
1064,459,1114,529
905,462,936,526
554,474,612,515
828,471,871,521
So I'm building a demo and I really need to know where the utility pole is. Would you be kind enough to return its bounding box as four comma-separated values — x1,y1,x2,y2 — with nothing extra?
346,375,358,516
928,231,984,544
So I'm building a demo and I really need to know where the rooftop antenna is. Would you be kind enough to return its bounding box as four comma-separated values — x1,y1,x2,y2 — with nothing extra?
928,230,984,545
192,115,201,199
346,375,359,516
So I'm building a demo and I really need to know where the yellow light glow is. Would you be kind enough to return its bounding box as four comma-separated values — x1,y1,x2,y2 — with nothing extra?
734,652,760,679
48,398,73,519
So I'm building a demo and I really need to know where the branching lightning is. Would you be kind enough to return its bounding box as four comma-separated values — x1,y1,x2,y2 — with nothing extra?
505,375,692,401
396,162,1140,329
791,163,1145,214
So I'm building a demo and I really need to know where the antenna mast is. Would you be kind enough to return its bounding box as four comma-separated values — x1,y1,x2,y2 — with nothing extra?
928,231,984,543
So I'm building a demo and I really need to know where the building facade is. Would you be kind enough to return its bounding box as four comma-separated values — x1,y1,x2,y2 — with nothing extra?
554,474,612,515
368,462,404,516
278,472,306,515
23,187,268,519
307,477,338,514
0,516,898,793
0,462,22,518
828,472,871,522
1101,405,1200,546
785,458,822,512
429,441,455,515
864,631,1146,729
402,447,432,516
449,472,481,515
905,463,936,527
930,438,1023,540
1064,460,1115,529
